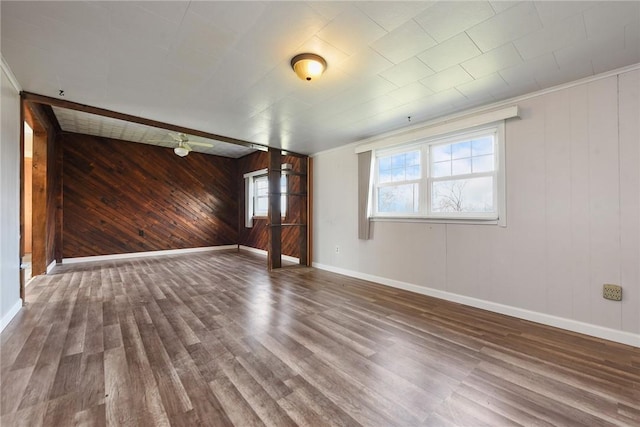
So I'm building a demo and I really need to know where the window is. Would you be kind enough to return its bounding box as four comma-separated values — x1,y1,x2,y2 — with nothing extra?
372,123,504,222
252,174,286,217
243,168,287,227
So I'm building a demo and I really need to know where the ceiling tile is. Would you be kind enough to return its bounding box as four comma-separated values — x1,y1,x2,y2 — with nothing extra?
317,5,387,55
387,82,435,104
417,33,482,72
514,13,587,61
106,2,181,51
533,1,595,26
186,1,267,36
553,30,625,70
461,43,523,79
370,20,436,64
535,59,594,88
423,87,469,109
420,65,474,93
455,73,509,101
356,1,434,32
467,1,543,52
415,1,495,43
489,2,520,14
306,1,351,21
499,53,558,87
336,47,394,79
583,2,640,40
137,1,190,24
233,3,327,69
378,57,434,87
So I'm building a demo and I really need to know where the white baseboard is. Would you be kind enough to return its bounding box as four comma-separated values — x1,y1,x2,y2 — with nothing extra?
0,299,23,333
312,262,640,348
62,245,238,264
46,260,56,274
238,245,300,264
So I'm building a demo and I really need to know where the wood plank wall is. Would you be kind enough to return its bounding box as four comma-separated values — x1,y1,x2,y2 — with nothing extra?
61,133,238,258
237,151,303,258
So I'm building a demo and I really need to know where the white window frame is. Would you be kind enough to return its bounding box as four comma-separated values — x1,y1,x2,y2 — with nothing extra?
243,167,288,228
372,122,506,226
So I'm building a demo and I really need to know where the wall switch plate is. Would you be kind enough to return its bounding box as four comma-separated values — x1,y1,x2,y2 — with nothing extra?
603,284,622,301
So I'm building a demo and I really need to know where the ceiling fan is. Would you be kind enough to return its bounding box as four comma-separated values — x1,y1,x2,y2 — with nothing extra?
155,132,214,157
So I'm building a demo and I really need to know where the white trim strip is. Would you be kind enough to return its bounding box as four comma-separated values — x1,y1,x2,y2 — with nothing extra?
1,55,22,92
0,299,23,333
312,262,640,348
239,245,300,264
46,260,56,274
62,245,237,264
355,106,519,154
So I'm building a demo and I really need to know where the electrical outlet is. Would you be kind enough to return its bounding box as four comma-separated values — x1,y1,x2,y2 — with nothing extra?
335,245,340,254
603,284,622,301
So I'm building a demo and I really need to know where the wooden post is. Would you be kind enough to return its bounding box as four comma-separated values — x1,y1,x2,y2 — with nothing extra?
298,158,308,266
267,148,282,270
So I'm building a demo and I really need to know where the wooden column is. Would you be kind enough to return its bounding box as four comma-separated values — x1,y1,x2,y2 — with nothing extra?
298,158,308,266
31,129,47,276
267,148,282,270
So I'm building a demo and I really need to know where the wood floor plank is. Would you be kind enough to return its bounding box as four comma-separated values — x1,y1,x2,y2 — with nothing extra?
1,250,638,426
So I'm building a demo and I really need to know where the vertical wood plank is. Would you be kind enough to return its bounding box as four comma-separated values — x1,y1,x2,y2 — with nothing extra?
568,84,592,325
544,89,574,318
587,77,621,330
618,69,640,334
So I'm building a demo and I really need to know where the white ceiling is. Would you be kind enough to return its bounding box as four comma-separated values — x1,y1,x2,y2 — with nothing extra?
2,1,639,155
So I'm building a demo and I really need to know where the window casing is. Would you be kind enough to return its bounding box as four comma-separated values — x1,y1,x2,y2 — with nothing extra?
372,123,505,223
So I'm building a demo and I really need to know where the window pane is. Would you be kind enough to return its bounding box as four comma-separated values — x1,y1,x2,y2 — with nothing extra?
472,137,493,156
378,150,421,185
255,197,268,215
405,151,420,166
391,153,405,168
431,176,494,213
379,169,392,184
452,158,471,175
451,141,471,159
379,156,392,171
377,183,419,214
406,164,420,180
432,161,451,178
472,154,494,172
432,144,451,162
392,168,405,182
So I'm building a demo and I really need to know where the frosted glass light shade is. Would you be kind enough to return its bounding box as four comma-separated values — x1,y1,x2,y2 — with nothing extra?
291,53,327,81
174,146,189,157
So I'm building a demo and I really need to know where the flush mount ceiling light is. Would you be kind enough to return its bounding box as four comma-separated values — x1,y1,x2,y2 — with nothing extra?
291,53,327,81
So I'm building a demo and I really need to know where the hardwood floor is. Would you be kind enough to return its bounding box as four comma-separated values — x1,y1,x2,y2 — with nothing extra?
1,250,639,426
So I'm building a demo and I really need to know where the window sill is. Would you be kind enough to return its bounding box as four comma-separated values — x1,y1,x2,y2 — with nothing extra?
371,216,504,226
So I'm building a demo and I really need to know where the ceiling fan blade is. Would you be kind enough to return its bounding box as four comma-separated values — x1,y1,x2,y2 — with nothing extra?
188,141,214,148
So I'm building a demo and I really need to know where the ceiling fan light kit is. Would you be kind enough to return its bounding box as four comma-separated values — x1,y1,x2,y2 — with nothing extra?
174,145,190,157
291,53,326,81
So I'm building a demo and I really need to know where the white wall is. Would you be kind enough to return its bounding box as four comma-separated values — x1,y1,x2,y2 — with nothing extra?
313,68,640,347
0,60,23,331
